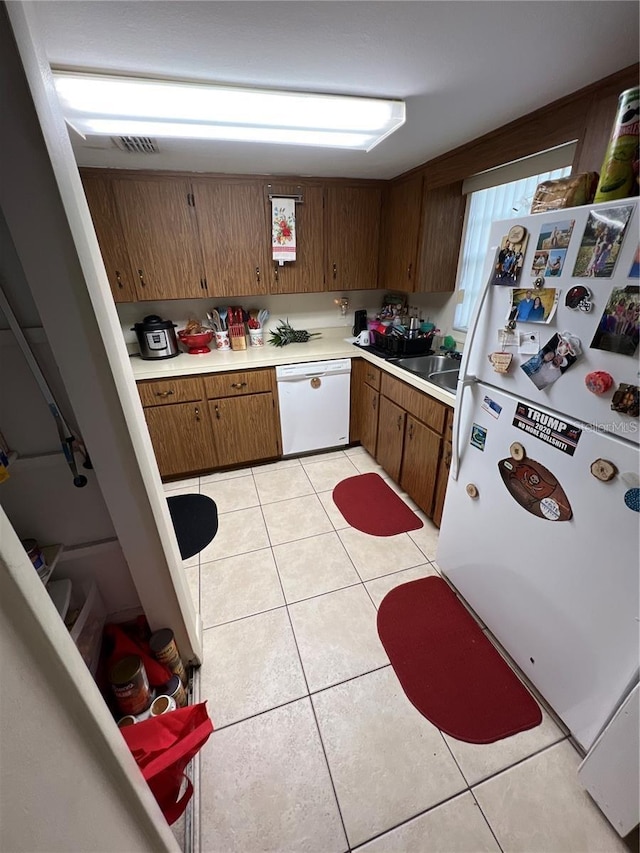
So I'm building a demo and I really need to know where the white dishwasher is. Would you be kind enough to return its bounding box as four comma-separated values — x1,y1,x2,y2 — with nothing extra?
276,359,351,455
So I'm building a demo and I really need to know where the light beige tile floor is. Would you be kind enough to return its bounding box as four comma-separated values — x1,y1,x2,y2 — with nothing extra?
170,448,631,853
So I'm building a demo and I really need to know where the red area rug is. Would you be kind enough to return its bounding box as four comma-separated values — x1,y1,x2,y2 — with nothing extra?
332,473,423,536
377,576,542,743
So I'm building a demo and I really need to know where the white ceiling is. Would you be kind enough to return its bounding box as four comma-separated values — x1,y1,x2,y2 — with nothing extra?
32,1,639,180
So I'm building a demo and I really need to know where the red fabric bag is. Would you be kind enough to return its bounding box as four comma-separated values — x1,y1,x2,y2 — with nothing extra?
121,702,214,824
104,622,171,687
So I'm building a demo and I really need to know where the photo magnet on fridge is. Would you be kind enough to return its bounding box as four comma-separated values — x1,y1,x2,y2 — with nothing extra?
536,219,575,251
510,288,558,323
572,204,634,278
491,226,529,285
629,245,640,278
521,332,582,391
590,285,639,358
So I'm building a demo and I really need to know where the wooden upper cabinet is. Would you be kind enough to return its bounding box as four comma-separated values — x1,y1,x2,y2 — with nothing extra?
378,176,423,293
81,175,137,303
415,181,466,293
265,183,325,294
193,181,270,298
111,178,204,300
326,185,381,291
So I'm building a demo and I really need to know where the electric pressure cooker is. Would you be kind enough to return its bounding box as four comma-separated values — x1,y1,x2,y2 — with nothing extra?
131,315,179,360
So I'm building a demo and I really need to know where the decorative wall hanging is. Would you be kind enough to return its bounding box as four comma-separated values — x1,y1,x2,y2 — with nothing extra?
271,198,296,264
572,205,634,278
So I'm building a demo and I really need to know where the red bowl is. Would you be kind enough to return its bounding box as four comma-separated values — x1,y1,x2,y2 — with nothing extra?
178,330,214,354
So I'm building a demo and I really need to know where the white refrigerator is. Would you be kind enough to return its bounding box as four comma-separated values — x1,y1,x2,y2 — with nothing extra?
437,199,639,759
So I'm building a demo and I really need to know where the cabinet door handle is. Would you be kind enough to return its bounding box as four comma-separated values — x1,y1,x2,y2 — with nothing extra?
332,263,337,280
256,266,261,283
231,382,248,389
115,270,123,289
397,414,403,430
407,262,412,279
138,269,146,288
274,265,279,283
408,423,414,439
372,397,377,411
444,450,452,468
194,406,200,421
215,404,221,420
366,372,375,382
155,390,174,397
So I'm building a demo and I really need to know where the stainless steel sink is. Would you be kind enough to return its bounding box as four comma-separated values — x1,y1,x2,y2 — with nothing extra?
388,353,460,393
389,354,456,375
426,370,459,393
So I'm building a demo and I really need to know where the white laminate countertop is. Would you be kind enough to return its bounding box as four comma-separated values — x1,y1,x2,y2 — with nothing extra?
130,327,457,408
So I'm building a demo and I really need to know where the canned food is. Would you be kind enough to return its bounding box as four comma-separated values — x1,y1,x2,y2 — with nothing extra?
21,538,48,579
594,87,639,203
161,673,188,708
109,655,152,716
149,628,187,686
149,694,177,717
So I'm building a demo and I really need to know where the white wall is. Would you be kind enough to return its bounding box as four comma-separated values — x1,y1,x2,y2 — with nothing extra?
3,1,201,661
118,289,461,354
0,508,178,853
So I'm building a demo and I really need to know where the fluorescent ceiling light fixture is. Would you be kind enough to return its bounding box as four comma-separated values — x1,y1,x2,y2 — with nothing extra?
52,71,406,151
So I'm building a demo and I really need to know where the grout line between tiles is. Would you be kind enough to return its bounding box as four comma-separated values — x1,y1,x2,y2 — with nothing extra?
468,787,505,853
469,734,571,794
348,788,479,852
268,531,353,853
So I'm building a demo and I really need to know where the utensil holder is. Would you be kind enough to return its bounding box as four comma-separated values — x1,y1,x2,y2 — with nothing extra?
229,324,247,351
249,328,264,347
214,330,230,351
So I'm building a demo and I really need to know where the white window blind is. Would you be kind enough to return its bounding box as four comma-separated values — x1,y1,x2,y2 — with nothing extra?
453,165,571,332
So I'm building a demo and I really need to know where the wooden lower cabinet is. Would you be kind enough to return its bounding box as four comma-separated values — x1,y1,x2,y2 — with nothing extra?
376,396,406,482
432,440,452,528
143,401,217,478
349,358,380,449
139,368,281,478
208,393,279,467
400,415,442,517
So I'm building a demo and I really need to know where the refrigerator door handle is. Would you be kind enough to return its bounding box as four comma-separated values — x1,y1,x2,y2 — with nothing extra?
451,375,477,481
457,246,496,381
451,248,494,482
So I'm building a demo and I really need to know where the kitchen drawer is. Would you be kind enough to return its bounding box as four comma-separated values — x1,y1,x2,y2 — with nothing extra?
363,363,381,391
381,373,446,434
137,376,204,407
203,368,273,399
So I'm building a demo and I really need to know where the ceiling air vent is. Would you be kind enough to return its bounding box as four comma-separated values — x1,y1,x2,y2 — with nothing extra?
111,136,159,154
